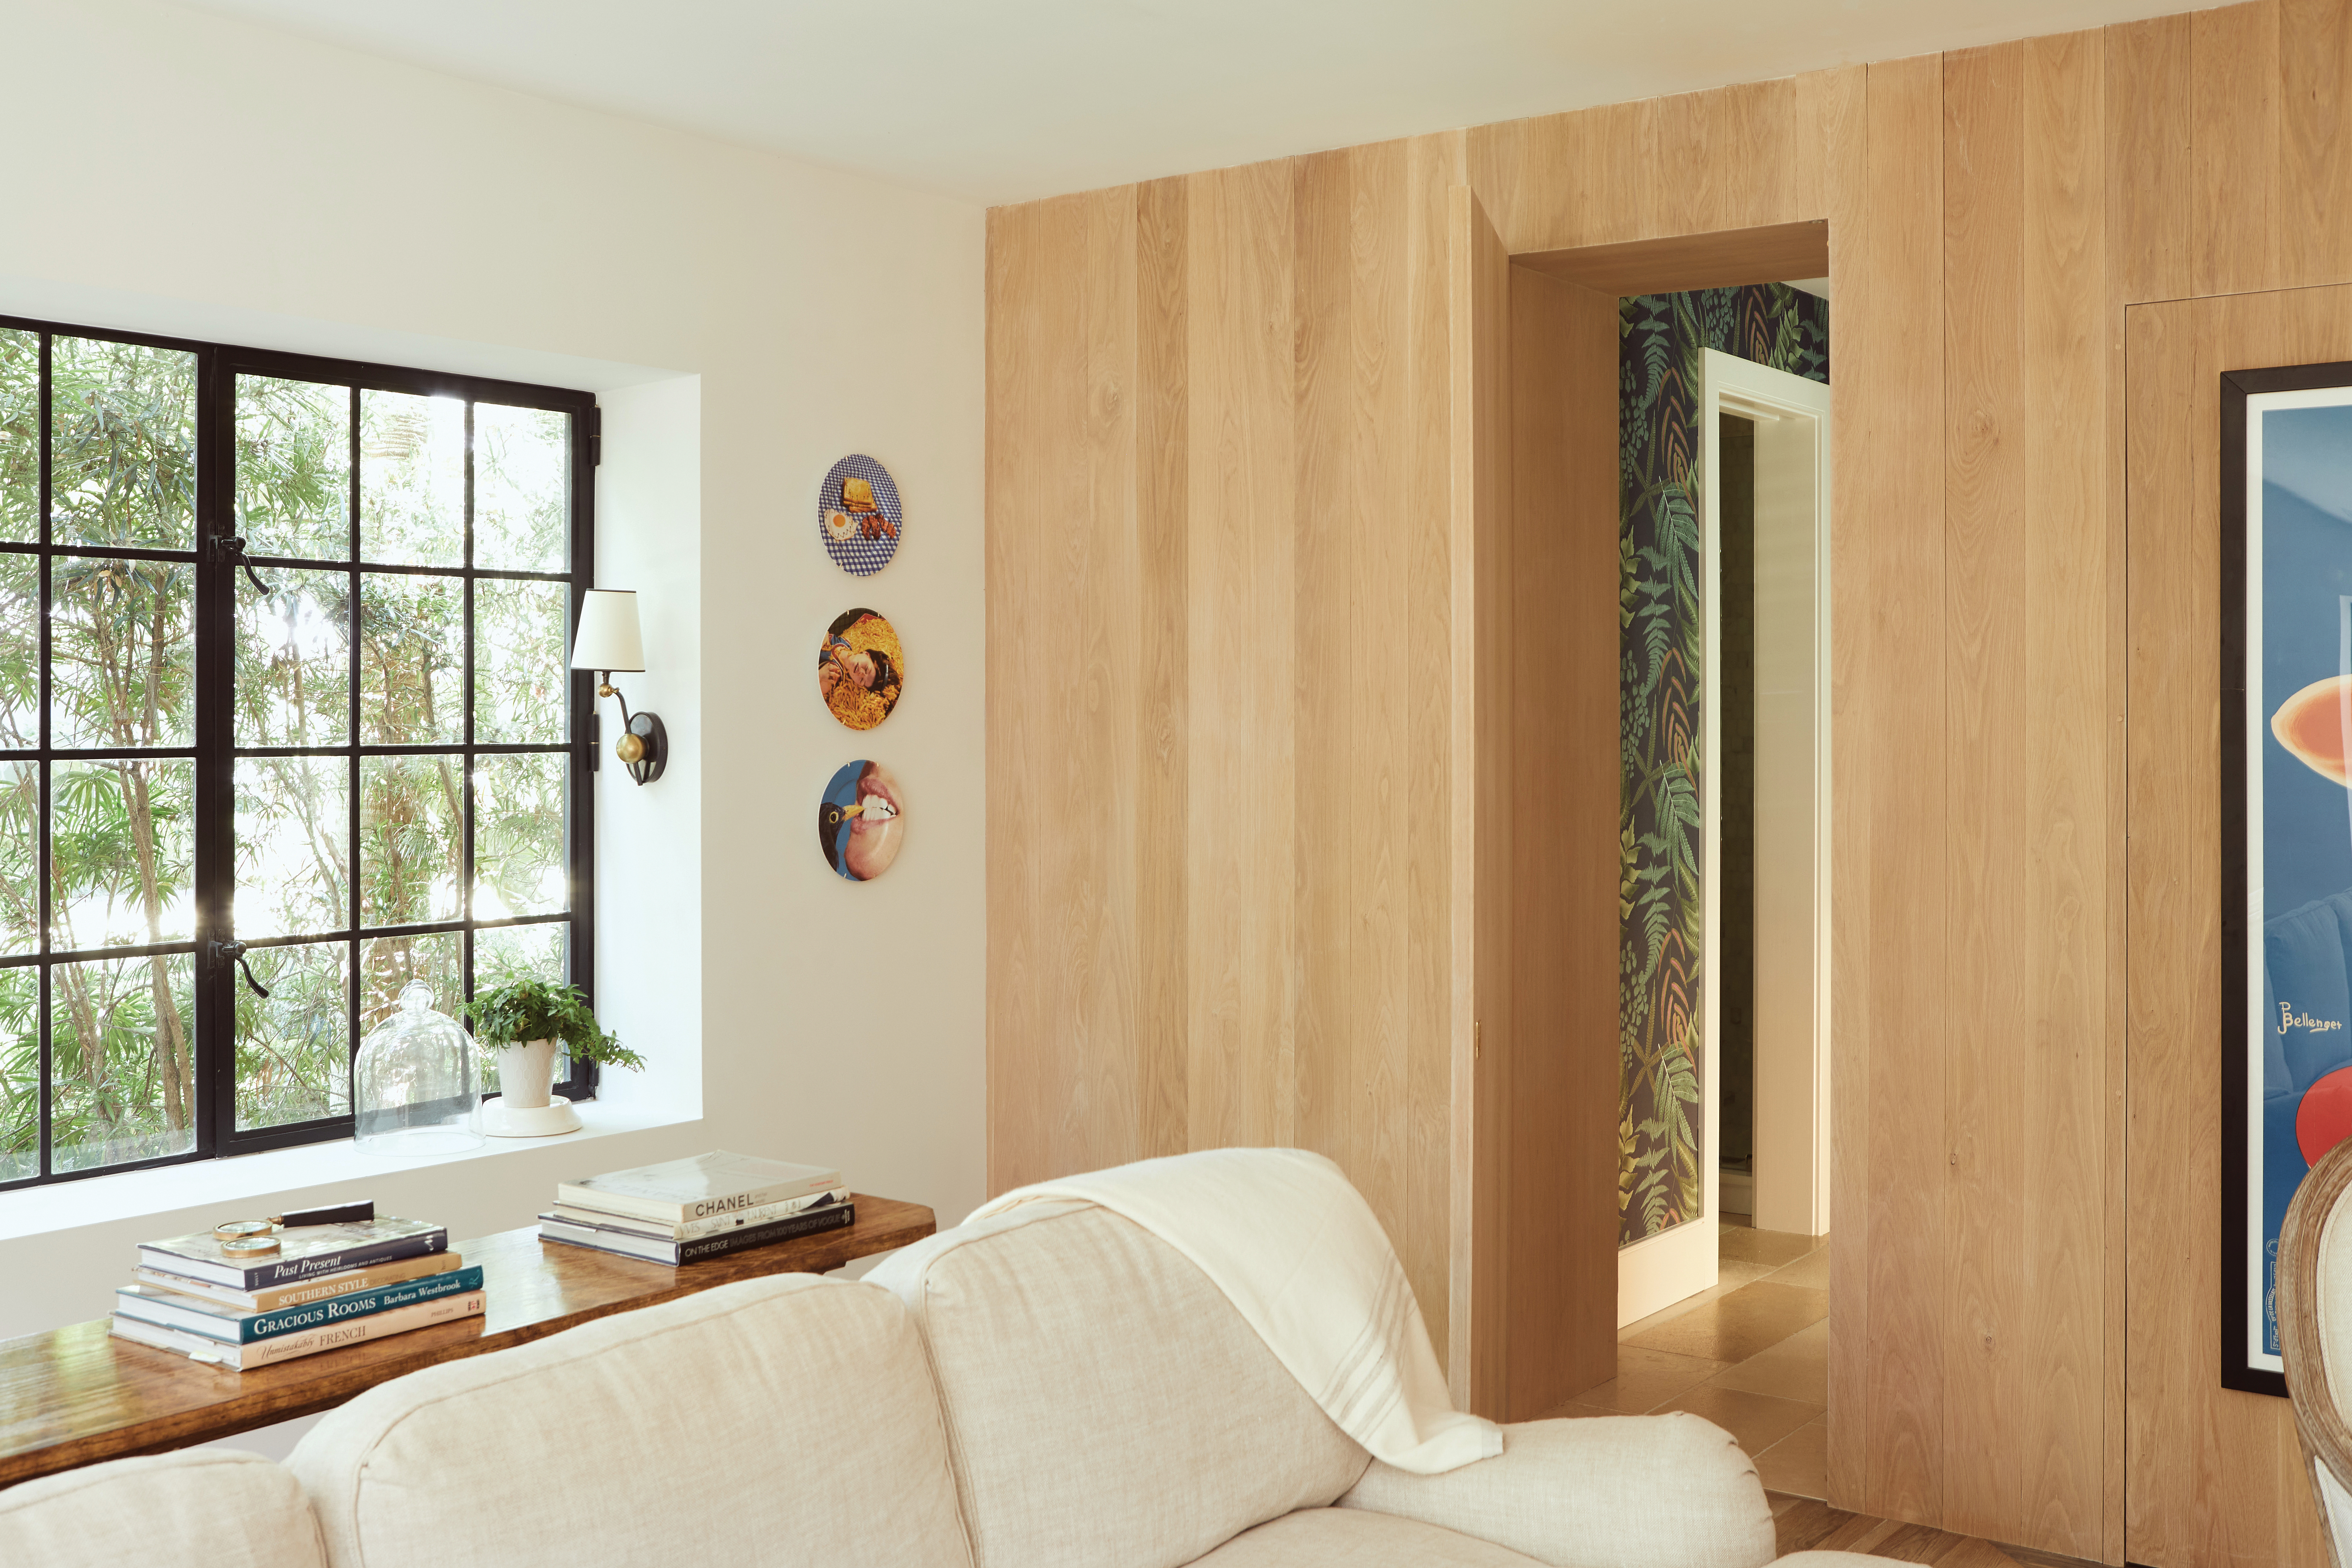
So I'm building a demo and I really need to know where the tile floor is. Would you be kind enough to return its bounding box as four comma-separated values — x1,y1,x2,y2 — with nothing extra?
1540,1213,1830,1498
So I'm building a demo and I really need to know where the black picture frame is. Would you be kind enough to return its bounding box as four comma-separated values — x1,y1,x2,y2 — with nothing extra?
2219,358,2352,1398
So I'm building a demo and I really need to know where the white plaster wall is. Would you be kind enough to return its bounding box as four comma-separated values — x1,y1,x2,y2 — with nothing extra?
0,0,985,1339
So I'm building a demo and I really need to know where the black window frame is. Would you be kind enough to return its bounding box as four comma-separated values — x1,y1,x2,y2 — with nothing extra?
0,314,601,1191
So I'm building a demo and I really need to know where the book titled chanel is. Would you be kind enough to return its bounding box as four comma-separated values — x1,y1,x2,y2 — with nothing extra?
557,1151,843,1225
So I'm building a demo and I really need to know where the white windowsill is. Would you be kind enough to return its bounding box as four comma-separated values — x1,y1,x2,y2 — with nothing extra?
0,1100,698,1242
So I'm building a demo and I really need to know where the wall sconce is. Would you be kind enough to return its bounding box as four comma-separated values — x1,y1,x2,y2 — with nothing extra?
571,589,666,786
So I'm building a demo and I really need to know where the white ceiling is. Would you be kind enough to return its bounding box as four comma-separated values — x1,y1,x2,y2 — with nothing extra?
178,0,2187,207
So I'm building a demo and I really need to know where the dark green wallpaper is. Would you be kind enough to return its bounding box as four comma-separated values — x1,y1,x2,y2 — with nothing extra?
1618,284,1829,1247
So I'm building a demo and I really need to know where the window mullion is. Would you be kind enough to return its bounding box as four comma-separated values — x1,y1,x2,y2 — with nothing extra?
34,331,49,1178
193,347,235,1156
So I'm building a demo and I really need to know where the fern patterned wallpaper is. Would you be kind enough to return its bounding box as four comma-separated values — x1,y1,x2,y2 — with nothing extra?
1618,285,1829,1246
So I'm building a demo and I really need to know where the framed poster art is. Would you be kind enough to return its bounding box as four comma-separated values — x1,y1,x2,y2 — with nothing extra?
2222,361,2352,1396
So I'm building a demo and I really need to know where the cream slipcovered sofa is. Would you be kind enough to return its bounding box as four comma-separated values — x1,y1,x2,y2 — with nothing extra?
0,1200,1887,1568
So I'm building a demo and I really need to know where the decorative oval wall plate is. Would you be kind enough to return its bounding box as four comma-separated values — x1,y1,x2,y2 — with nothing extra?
818,608,905,732
818,759,905,881
818,454,903,577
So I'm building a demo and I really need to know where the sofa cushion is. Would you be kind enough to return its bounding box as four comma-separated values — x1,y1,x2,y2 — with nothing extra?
0,1448,325,1568
1192,1507,1543,1565
286,1274,970,1568
870,1201,1371,1568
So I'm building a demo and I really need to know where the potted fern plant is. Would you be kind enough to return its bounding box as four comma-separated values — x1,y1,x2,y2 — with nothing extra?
463,977,645,1139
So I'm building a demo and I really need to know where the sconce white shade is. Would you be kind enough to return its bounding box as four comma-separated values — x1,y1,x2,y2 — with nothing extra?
570,590,646,673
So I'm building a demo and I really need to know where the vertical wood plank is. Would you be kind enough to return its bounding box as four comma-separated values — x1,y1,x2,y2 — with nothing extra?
1463,98,1663,255
1857,50,1949,1530
1405,130,1466,1365
1184,159,1300,1152
1136,175,1191,1163
1447,183,1512,1414
2279,0,2352,289
985,188,1143,1195
2190,1,2283,299
2106,13,2193,305
1822,53,1875,1518
1657,90,1723,239
1292,148,1354,1193
1940,40,2030,1547
2019,28,2109,1564
1504,263,1622,1417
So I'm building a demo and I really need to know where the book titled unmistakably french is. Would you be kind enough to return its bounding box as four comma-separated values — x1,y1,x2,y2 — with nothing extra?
555,1150,843,1225
116,1265,485,1345
135,1218,448,1291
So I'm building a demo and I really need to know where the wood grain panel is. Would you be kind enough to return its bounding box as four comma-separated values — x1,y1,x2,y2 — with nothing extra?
1136,174,1191,1164
2123,289,2332,1568
986,189,1144,1193
1404,131,1465,1361
2280,0,2352,288
1854,50,1950,1530
1503,262,1621,1417
2018,30,2110,1563
1820,51,1875,1521
2105,13,2194,306
1941,40,2032,1547
1183,158,1300,1153
1464,97,1664,256
2190,2,2283,299
1447,183,1512,1415
1515,220,1831,296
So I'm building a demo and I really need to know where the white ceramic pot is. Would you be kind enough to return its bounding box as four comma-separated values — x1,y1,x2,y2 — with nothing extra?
481,1038,581,1138
496,1039,559,1109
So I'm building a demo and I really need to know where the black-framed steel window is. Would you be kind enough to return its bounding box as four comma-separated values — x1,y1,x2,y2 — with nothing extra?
0,317,599,1189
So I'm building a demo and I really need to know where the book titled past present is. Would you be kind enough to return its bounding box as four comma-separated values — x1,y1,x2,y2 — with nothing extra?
137,1217,447,1291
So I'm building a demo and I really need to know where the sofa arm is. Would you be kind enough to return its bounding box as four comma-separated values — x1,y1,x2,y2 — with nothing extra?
1336,1413,1777,1568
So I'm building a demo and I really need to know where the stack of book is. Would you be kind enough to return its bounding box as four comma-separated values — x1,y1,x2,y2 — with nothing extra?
538,1150,853,1266
111,1217,483,1371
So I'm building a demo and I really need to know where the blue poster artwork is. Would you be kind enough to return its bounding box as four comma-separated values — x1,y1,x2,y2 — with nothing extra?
818,455,903,577
2250,398,2352,1371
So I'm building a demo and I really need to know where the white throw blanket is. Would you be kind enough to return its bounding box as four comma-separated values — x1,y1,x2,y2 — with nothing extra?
967,1146,1503,1475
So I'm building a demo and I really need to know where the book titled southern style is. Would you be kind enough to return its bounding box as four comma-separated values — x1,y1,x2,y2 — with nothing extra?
115,1264,485,1345
547,1187,850,1242
556,1150,843,1225
538,1198,854,1265
135,1217,447,1290
132,1251,464,1314
109,1289,487,1370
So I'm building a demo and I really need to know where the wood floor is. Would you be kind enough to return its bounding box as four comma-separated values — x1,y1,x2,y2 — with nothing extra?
1769,1493,2101,1567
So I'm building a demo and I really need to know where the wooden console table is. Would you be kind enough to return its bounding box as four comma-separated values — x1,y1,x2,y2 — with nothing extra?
0,1194,934,1490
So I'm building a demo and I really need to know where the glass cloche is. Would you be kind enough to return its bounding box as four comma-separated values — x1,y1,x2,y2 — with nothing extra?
355,982,485,1156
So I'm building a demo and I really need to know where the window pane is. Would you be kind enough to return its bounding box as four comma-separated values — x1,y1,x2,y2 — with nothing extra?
0,969,35,1182
360,574,461,744
0,329,35,545
360,929,460,1039
475,403,567,573
360,391,463,566
0,762,35,957
237,377,350,560
473,753,566,919
238,569,350,747
51,758,196,950
51,556,195,748
237,759,349,938
49,337,195,552
51,952,196,1172
235,941,350,1130
474,579,566,744
0,553,36,749
360,754,460,927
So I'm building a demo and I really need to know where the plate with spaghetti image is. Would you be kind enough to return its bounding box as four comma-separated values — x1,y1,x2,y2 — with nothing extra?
817,608,905,732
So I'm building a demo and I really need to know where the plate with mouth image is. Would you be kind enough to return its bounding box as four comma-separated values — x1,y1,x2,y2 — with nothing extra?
818,760,905,881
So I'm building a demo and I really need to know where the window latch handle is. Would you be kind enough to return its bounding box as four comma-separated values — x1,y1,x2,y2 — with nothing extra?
205,533,270,595
207,939,271,999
